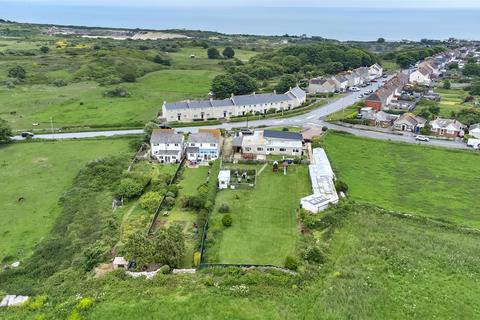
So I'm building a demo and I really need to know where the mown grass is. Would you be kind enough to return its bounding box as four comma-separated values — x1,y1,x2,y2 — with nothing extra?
323,132,480,227
0,139,132,262
207,164,311,265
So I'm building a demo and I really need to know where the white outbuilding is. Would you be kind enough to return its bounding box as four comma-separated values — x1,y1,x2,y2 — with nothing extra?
218,170,231,189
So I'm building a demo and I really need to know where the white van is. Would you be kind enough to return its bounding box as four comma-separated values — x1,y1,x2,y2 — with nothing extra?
349,87,360,92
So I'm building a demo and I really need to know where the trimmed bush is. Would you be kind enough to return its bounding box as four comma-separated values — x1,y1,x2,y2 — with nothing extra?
222,214,233,227
159,265,171,274
139,191,162,213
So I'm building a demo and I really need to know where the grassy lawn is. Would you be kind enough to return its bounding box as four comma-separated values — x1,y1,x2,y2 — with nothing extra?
0,69,218,131
326,104,359,121
207,164,311,265
0,138,132,262
323,132,480,227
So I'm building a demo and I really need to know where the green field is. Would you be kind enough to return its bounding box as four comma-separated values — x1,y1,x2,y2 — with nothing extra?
323,132,480,227
0,139,132,262
207,164,311,265
0,69,218,131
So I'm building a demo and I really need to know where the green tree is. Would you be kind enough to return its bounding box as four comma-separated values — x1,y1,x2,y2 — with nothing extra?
443,79,451,90
222,47,235,59
207,47,221,59
8,65,26,80
140,191,162,213
232,72,258,95
274,74,297,93
40,46,50,53
0,118,13,144
469,81,480,96
153,54,172,66
211,74,235,99
396,54,416,69
117,178,143,198
282,55,302,73
377,37,386,43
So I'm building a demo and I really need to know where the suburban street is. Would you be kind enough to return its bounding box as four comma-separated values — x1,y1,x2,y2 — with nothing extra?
12,75,469,150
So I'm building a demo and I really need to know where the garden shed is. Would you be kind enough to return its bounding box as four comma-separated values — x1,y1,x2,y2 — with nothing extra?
218,170,231,189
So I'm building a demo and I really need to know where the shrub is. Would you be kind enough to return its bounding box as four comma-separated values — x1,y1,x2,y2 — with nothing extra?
322,126,328,132
218,203,230,213
117,178,143,198
334,180,348,193
76,297,94,311
52,79,67,87
284,256,299,271
207,47,221,59
180,195,205,210
103,87,130,98
140,191,162,213
8,65,26,80
303,246,325,264
164,196,176,208
25,295,47,311
222,214,233,227
153,54,172,66
159,265,171,274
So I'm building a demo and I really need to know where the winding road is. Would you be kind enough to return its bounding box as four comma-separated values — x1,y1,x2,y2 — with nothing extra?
12,75,468,150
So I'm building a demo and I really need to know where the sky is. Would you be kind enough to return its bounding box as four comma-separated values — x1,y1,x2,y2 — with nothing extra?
2,0,480,7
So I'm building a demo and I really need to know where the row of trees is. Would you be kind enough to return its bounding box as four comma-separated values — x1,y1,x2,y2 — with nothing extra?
383,46,445,69
207,47,235,59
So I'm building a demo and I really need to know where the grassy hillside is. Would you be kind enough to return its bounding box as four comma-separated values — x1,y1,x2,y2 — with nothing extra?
323,132,480,227
2,203,480,319
0,139,132,262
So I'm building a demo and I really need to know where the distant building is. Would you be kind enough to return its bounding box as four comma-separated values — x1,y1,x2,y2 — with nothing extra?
364,73,409,111
409,67,433,86
161,87,306,122
368,63,383,80
300,148,339,213
150,129,184,163
307,78,336,93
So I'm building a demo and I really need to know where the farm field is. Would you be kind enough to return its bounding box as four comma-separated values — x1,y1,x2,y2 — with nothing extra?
207,164,311,265
0,69,218,131
323,132,480,227
0,138,132,262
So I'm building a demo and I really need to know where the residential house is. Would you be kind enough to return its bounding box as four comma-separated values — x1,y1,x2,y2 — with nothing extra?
237,130,303,159
307,78,336,93
347,71,362,87
368,63,383,80
332,75,349,92
150,129,184,163
218,170,231,189
419,59,441,76
355,66,371,84
393,113,427,133
409,67,433,86
365,111,399,128
161,87,306,122
186,129,221,163
364,73,409,111
469,123,480,139
430,118,465,138
300,148,339,213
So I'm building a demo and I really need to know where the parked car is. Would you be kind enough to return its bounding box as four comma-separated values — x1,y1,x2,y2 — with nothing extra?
356,113,363,119
415,135,430,142
349,87,360,92
382,74,388,78
358,94,364,98
21,132,34,138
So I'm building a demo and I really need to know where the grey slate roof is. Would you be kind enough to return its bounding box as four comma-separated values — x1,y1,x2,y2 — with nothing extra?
263,130,303,141
186,146,200,153
188,132,219,144
164,87,305,111
150,129,184,144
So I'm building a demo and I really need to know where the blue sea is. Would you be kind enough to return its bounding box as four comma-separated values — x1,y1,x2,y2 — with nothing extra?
0,3,479,41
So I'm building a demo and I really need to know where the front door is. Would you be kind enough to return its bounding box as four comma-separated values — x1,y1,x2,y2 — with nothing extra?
165,156,171,163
